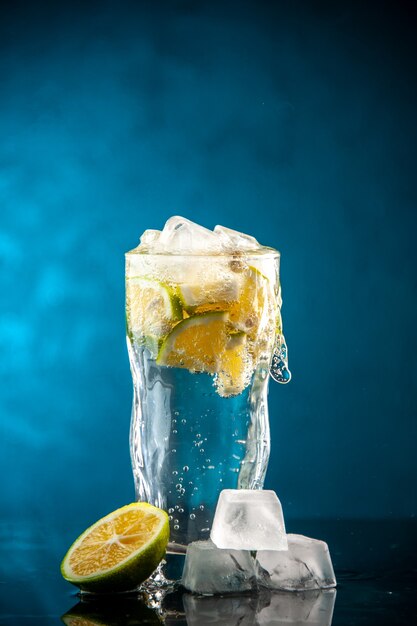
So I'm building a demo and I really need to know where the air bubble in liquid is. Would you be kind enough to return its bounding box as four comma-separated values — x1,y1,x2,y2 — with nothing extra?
190,513,196,520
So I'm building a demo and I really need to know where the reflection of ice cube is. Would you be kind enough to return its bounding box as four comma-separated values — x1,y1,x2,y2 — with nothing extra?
210,489,288,551
256,589,336,626
182,589,336,626
183,594,257,626
214,225,261,251
181,539,256,595
159,216,222,253
257,534,337,591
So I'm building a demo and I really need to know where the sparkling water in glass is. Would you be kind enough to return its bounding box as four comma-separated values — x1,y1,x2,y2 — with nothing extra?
126,233,289,555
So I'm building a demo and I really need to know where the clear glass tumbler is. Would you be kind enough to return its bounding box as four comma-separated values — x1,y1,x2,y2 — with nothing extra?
126,247,285,555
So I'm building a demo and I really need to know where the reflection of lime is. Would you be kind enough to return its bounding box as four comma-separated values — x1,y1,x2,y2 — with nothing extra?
60,503,169,593
126,277,182,338
61,597,162,626
157,311,228,373
216,332,253,397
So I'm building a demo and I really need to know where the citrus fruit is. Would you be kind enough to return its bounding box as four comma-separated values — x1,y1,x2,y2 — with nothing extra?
216,332,253,397
179,277,239,312
126,277,182,338
157,311,228,373
228,266,271,337
60,503,169,593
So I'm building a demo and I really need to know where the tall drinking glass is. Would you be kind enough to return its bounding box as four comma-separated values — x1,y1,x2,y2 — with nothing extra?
126,247,284,555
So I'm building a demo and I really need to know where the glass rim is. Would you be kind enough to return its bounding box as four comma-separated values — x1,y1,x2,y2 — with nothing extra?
125,246,280,259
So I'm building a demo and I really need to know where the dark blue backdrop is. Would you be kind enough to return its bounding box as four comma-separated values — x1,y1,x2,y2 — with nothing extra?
1,0,416,538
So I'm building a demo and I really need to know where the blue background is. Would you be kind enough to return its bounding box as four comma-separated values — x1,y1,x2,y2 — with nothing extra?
1,0,416,539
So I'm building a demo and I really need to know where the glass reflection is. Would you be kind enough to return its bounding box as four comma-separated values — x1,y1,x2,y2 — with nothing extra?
62,588,336,626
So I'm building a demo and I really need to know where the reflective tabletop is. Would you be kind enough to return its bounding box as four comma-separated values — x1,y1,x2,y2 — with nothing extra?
1,520,416,625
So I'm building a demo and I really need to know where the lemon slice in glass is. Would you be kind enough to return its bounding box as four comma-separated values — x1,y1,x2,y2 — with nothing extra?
60,503,169,593
216,332,254,397
157,311,228,373
228,266,270,337
126,277,183,338
179,277,239,312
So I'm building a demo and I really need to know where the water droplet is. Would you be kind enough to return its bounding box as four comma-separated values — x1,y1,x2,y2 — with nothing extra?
179,477,183,482
168,508,174,514
174,519,179,524
183,465,189,472
172,470,178,476
178,507,184,513
199,505,205,511
168,515,173,521
176,484,182,491
174,524,179,530
174,411,179,416
181,419,187,424
196,433,201,439
270,333,292,383
190,513,196,520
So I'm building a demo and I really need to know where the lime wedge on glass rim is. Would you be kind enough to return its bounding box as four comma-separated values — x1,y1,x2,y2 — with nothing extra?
60,503,169,593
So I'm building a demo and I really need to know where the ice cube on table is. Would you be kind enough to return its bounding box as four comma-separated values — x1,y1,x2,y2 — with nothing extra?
256,589,336,626
210,489,288,551
181,539,256,595
257,534,337,591
158,216,222,253
214,225,261,251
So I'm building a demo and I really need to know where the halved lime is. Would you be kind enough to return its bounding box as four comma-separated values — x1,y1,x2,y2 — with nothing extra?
157,311,228,373
60,503,169,593
126,277,183,339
